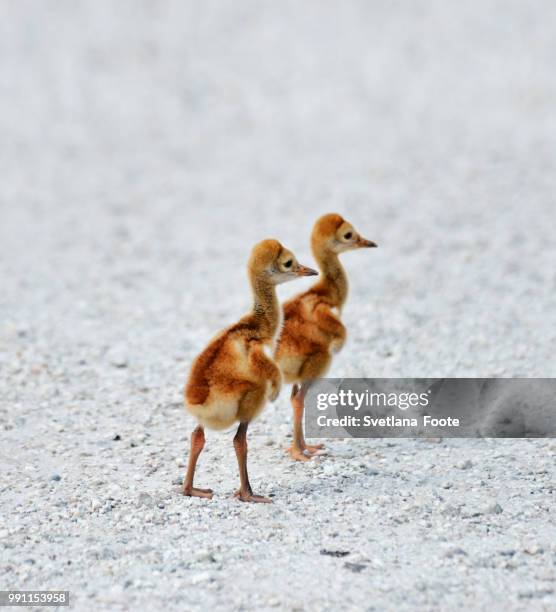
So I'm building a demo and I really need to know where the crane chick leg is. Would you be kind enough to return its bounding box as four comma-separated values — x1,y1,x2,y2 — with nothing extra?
296,353,330,455
183,425,213,499
286,382,325,461
233,421,272,503
296,382,325,454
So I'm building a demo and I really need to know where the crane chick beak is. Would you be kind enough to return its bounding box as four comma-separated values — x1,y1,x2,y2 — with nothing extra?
296,264,319,277
357,237,378,248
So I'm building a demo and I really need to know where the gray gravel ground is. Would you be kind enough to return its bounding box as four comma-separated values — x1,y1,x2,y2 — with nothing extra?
1,1,556,610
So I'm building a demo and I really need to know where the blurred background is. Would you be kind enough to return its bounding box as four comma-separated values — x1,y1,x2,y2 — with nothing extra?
1,0,555,379
1,2,556,609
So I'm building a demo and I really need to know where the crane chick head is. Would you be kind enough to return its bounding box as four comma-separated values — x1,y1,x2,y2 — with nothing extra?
312,213,377,255
248,239,318,285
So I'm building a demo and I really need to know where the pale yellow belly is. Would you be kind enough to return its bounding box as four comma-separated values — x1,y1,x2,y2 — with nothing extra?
186,395,239,430
186,381,272,430
277,354,306,383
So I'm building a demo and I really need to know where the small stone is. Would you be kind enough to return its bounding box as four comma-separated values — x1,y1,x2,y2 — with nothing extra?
466,501,503,518
107,346,128,368
456,459,473,470
518,589,553,599
136,492,154,507
108,484,121,497
101,547,117,560
190,572,213,585
443,546,467,558
320,549,350,558
51,474,62,481
193,549,215,563
442,504,461,517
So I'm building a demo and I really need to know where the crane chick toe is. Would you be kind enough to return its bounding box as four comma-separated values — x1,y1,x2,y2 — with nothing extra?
285,445,313,461
183,486,214,499
305,443,326,454
234,490,273,503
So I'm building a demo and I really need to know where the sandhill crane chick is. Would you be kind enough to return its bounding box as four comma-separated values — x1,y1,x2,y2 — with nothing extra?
275,214,377,461
184,239,318,502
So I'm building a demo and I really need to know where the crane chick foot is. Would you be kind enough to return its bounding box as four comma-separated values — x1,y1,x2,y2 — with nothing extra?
234,489,272,503
183,486,214,499
287,384,326,460
305,442,325,453
285,444,311,461
285,442,325,460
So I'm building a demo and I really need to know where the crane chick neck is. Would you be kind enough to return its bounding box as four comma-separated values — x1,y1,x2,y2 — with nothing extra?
312,246,349,308
248,271,281,340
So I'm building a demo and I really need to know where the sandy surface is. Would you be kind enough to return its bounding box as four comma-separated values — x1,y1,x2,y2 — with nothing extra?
1,1,555,610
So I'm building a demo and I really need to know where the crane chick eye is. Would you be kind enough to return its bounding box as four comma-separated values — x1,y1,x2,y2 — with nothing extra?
284,260,292,268
344,232,353,240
